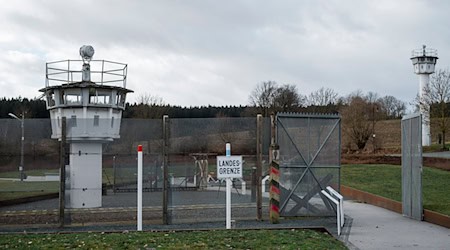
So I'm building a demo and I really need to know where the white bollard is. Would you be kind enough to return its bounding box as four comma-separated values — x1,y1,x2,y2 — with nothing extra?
137,145,143,231
241,180,246,195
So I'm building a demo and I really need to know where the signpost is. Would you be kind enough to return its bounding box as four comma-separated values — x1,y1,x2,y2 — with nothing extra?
217,143,242,229
217,155,242,179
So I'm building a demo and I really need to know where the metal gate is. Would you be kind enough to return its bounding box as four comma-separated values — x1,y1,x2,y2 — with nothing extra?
401,113,423,220
276,113,341,217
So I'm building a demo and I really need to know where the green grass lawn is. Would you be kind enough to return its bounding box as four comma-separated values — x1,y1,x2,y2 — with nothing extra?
0,180,59,201
0,229,346,249
342,164,450,216
0,169,60,201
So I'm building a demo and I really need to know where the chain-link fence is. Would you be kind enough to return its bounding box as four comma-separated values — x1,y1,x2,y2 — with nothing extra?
1,113,341,229
0,116,272,228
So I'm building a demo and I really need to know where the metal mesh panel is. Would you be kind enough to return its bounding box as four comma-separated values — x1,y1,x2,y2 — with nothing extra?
0,119,59,223
277,113,340,217
167,117,262,224
401,113,422,220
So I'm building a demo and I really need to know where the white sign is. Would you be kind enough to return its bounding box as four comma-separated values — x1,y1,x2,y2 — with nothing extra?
217,155,243,179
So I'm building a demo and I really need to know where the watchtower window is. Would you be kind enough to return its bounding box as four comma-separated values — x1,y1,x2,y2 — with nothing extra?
66,94,81,104
116,92,126,107
89,89,111,104
46,91,55,107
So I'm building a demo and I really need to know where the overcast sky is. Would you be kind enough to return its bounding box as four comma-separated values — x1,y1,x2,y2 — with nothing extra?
1,0,450,107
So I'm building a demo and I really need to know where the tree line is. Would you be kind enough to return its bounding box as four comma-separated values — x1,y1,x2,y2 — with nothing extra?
1,69,449,150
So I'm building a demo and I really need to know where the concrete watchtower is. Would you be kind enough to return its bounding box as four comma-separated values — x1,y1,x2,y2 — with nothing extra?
410,45,438,146
40,46,133,208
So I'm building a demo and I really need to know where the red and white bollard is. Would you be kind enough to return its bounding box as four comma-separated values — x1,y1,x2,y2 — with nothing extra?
137,145,143,231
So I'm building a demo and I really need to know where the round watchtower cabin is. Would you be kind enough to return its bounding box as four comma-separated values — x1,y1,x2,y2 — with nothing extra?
40,46,133,208
410,45,438,146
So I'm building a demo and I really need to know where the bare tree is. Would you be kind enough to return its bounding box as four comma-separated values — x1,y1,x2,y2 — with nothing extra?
249,81,278,116
306,87,339,106
418,69,450,149
273,84,305,112
378,95,406,119
134,93,168,119
340,92,383,151
137,93,165,106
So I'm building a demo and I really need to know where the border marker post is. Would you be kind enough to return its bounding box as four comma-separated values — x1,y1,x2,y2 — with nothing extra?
137,145,143,231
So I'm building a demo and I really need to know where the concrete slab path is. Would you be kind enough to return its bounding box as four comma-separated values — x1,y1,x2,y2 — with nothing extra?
343,201,449,250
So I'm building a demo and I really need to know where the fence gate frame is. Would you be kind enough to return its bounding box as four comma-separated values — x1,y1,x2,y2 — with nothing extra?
401,113,423,220
275,112,341,216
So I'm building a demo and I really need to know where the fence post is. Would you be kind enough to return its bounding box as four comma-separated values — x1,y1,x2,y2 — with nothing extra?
269,113,280,223
269,114,276,163
59,117,66,228
256,114,263,220
269,143,280,224
162,115,170,225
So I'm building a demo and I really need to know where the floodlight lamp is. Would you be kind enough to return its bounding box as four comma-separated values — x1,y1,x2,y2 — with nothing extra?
79,45,95,63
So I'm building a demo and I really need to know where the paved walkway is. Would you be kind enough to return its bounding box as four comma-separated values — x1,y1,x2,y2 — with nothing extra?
343,201,449,250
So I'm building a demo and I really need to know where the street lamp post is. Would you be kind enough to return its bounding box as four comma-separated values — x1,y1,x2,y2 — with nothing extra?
8,112,25,181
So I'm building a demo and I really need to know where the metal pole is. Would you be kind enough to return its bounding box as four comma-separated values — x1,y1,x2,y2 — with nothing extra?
256,114,263,220
59,117,66,228
226,143,232,229
113,156,116,194
8,112,25,180
20,112,24,181
269,114,276,163
226,178,232,229
162,115,169,225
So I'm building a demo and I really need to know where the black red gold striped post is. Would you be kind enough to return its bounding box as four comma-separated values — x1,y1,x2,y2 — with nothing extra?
269,144,280,224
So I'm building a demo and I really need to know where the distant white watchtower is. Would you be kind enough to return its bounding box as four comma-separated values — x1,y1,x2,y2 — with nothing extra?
410,45,438,146
40,46,133,208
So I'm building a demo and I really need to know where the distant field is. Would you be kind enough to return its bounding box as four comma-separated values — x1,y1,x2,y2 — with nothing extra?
0,229,346,249
342,164,450,216
345,119,449,152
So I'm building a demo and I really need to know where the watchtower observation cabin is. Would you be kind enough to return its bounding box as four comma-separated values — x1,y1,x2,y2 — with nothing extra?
40,47,133,141
410,45,438,146
39,46,133,208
